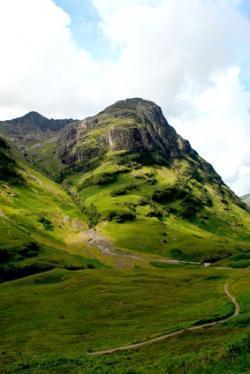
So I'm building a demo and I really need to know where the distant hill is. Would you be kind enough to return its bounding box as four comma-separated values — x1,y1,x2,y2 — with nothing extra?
241,193,250,206
0,112,77,178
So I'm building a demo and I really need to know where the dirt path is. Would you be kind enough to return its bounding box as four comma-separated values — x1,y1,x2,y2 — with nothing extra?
223,283,240,319
87,283,239,356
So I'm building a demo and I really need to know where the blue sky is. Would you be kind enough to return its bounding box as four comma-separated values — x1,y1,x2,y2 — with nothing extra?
54,0,112,59
239,0,250,17
55,0,250,61
53,0,250,93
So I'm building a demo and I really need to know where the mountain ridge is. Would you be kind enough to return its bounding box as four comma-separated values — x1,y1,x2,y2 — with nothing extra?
1,98,250,265
4,110,77,131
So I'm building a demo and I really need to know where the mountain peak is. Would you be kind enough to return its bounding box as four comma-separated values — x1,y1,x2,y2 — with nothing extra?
59,98,197,173
4,111,76,132
98,98,170,136
7,111,48,123
23,111,47,121
103,97,157,112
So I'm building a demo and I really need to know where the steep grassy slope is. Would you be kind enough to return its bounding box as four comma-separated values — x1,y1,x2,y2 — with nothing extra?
48,98,250,265
0,137,102,281
66,161,250,264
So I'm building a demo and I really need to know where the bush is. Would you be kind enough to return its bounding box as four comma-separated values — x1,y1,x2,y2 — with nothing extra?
80,171,121,189
145,205,166,219
181,196,203,219
111,183,138,197
0,262,54,282
0,242,40,264
38,214,54,231
0,248,9,262
82,203,101,228
19,242,40,258
135,172,157,185
107,209,136,223
152,185,189,204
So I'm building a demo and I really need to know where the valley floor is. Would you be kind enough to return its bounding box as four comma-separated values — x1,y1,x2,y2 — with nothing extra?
0,236,249,373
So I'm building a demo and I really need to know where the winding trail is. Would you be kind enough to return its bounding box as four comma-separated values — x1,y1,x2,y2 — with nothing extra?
87,283,239,356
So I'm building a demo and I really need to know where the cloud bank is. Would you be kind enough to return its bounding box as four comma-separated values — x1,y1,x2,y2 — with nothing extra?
0,0,250,194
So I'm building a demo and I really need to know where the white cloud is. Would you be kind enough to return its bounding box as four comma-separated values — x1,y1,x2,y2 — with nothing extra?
93,0,250,111
171,67,250,193
0,0,104,118
0,0,250,194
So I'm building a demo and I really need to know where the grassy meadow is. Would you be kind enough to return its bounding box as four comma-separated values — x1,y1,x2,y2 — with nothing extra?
0,263,249,373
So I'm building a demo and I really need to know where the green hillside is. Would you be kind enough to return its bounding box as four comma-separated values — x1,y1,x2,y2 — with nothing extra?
0,137,103,281
0,99,249,373
54,99,250,266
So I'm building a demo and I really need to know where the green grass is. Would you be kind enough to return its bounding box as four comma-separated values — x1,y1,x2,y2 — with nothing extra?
63,160,250,265
0,135,250,373
0,156,86,247
0,148,105,282
0,266,249,373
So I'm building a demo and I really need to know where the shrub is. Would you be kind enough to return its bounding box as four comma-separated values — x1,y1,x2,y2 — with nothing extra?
181,196,203,219
0,242,40,264
0,248,9,262
107,208,136,223
38,214,54,231
111,183,138,197
80,170,121,189
82,203,101,228
0,262,54,282
19,242,40,258
145,205,165,219
152,185,189,204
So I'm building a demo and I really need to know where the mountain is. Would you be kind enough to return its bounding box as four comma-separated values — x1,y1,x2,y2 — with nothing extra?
0,111,77,178
39,97,249,263
0,111,76,141
1,98,250,265
241,193,250,206
1,99,250,373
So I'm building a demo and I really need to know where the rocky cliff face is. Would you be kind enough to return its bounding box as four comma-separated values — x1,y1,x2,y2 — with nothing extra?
59,98,190,160
58,98,222,184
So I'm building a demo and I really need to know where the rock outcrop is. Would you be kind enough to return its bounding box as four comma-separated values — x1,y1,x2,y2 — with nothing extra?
57,98,223,184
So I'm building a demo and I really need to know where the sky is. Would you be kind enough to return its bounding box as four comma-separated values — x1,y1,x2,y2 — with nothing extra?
0,0,250,195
